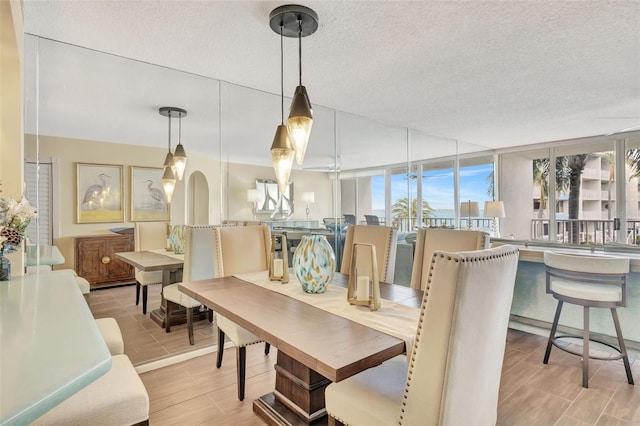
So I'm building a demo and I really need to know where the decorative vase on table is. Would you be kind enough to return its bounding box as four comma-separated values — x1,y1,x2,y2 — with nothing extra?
0,255,10,281
169,225,186,254
292,234,336,294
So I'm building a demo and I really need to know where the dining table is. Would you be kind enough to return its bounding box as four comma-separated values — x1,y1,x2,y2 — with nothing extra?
113,249,188,328
179,272,422,425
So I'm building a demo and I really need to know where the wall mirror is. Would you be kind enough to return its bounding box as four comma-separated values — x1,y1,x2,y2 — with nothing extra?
255,179,294,218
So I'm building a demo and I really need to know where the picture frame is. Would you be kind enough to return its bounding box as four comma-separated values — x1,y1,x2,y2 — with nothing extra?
255,178,294,218
130,166,170,221
76,162,124,223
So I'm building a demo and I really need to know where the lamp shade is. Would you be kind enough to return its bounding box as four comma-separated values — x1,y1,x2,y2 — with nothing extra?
288,86,313,165
484,201,506,218
247,189,262,203
270,124,295,194
460,201,479,217
161,166,176,203
301,191,315,204
173,143,187,181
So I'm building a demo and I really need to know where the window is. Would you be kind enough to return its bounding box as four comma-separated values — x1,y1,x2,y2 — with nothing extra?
25,161,53,246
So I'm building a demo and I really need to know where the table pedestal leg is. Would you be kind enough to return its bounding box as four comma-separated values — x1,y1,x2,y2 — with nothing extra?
254,351,331,425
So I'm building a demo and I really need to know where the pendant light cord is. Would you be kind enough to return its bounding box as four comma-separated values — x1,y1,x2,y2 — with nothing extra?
178,114,182,144
280,24,285,124
298,19,302,86
167,111,172,153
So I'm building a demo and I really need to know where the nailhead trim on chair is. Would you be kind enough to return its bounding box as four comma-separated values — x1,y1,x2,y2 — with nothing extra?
399,247,519,425
383,227,393,281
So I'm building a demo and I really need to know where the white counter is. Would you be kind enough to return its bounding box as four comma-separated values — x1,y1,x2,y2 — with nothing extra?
0,272,111,425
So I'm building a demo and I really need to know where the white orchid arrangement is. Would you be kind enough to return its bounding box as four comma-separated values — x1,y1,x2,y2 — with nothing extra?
0,186,38,255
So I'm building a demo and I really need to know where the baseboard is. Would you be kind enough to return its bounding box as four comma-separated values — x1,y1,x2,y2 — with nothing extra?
134,341,236,374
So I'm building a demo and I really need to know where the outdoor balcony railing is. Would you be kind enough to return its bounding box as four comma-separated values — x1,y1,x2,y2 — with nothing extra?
389,217,493,232
530,218,640,245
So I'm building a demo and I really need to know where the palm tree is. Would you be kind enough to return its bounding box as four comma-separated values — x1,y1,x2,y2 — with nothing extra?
626,148,640,179
566,154,588,244
532,158,570,238
391,197,433,227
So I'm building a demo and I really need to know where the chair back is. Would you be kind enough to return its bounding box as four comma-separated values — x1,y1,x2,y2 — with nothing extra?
401,245,519,425
213,225,271,276
364,215,380,225
183,225,218,282
340,225,397,283
543,251,629,306
410,228,489,290
134,222,167,251
343,214,356,225
134,222,168,283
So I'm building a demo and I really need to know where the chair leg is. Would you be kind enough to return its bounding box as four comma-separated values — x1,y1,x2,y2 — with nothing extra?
187,307,194,345
165,300,173,333
583,306,590,388
236,346,246,401
544,300,563,364
264,342,270,355
142,285,148,315
135,282,141,305
611,308,634,385
216,327,225,368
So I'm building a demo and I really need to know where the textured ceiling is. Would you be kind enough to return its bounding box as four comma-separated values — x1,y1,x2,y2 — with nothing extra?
22,0,640,170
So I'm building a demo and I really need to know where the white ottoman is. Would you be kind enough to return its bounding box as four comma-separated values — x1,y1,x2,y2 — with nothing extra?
31,354,149,426
95,318,124,356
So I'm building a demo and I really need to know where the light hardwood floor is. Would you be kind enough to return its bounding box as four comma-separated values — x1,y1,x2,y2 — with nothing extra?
90,285,639,425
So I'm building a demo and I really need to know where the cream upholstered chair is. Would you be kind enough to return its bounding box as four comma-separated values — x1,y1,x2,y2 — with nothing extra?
213,225,272,401
134,221,168,314
543,251,634,388
340,225,397,283
410,228,489,290
163,225,214,345
325,245,519,426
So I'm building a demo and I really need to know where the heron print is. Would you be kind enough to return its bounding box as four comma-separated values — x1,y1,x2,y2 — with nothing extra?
130,166,170,221
77,163,123,223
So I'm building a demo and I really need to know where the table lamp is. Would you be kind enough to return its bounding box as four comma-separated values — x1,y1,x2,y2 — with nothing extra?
247,189,261,220
301,191,315,220
459,200,479,229
484,200,506,237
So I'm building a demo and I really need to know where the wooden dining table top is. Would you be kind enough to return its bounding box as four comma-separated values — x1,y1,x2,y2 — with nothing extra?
179,273,422,382
114,250,184,272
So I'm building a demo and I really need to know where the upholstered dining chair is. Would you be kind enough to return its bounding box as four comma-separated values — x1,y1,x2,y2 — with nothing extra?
163,225,216,346
134,221,168,314
164,225,272,400
325,245,520,426
543,251,634,388
340,225,398,283
212,225,272,400
410,228,489,290
343,214,356,225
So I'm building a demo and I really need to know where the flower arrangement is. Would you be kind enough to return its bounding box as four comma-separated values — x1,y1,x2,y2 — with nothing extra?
0,191,37,256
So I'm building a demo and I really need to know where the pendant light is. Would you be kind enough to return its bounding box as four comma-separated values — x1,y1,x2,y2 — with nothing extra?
158,107,186,203
270,20,295,194
270,5,318,166
173,110,188,180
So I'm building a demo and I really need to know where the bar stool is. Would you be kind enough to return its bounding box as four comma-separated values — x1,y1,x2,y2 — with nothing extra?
543,251,634,388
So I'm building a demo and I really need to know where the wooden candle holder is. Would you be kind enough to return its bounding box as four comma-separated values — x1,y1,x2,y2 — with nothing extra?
347,242,380,311
269,233,289,283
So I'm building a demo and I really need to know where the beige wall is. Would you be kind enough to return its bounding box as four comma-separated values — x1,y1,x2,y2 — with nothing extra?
1,0,25,274
25,134,221,270
25,134,336,270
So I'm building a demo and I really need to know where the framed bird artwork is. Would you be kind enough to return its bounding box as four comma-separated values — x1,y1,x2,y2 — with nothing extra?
130,166,170,222
76,162,124,223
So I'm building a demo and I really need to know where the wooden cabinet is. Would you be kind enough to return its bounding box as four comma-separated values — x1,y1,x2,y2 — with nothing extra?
75,234,135,289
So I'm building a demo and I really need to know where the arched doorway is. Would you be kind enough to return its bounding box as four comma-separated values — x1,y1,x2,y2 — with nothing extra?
187,171,209,225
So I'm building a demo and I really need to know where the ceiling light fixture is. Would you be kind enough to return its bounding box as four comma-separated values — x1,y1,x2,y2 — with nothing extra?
270,4,318,166
269,18,295,194
159,107,186,203
173,110,188,180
